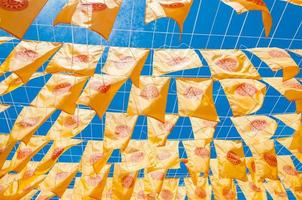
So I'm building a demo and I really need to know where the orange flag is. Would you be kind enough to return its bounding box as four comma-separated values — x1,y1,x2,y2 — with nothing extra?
112,164,138,200
54,0,123,40
153,49,202,76
0,134,16,170
35,138,81,175
145,0,193,34
127,76,170,122
39,162,78,197
10,106,55,143
220,79,266,116
147,114,179,146
176,78,219,122
184,177,211,200
31,74,88,114
46,43,104,76
250,140,278,181
237,174,267,200
103,112,138,151
214,140,247,181
47,109,95,139
285,0,302,5
10,136,49,172
121,140,152,171
264,179,288,200
79,140,113,176
189,117,218,140
0,41,61,81
200,49,260,80
102,47,150,87
0,72,45,96
264,77,302,113
0,0,49,38
210,176,237,200
0,37,14,45
220,0,272,37
231,115,277,145
77,74,127,118
248,48,300,81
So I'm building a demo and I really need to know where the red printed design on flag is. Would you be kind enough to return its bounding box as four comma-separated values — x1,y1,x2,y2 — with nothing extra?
194,147,210,158
226,151,241,165
215,57,238,72
86,175,102,186
250,160,256,173
160,2,185,8
195,187,207,198
73,54,90,63
283,165,298,176
246,0,266,6
15,47,38,60
140,85,160,100
160,189,174,200
157,150,172,161
202,120,217,128
263,153,277,167
17,117,40,128
130,151,145,162
17,147,33,159
63,115,80,129
235,83,258,96
274,190,287,198
114,125,131,138
51,147,64,160
249,182,261,192
111,56,136,69
0,0,29,11
80,2,107,11
89,80,111,93
268,49,290,58
122,175,135,188
89,153,104,164
53,82,72,95
158,121,174,132
137,190,146,200
183,87,203,99
23,169,35,178
283,80,302,90
55,171,69,180
222,188,236,200
0,147,5,154
250,119,268,131
167,56,190,66
150,171,165,181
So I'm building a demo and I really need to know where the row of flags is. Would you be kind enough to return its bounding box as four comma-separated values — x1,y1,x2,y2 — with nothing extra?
0,0,302,39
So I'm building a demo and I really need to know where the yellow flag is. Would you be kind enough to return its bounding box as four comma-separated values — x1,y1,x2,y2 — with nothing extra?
35,191,56,200
149,141,180,170
176,78,219,121
10,136,49,172
158,178,179,200
183,139,211,184
291,49,302,55
147,114,179,146
10,106,55,143
250,140,278,181
0,0,49,38
0,72,45,96
47,109,95,139
0,174,18,198
231,115,277,145
220,0,272,37
264,179,288,200
274,113,301,131
102,47,150,87
189,117,218,140
285,0,302,5
0,41,61,81
80,140,113,176
54,0,123,40
153,49,202,76
127,76,170,122
248,48,300,81
46,43,104,76
121,140,152,171
112,164,138,200
73,164,111,199
39,162,78,197
263,77,302,113
0,37,14,45
220,79,266,116
184,177,211,200
61,189,74,200
21,189,38,200
177,186,187,200
102,178,113,199
0,134,16,171
277,156,301,192
0,104,10,112
31,74,88,114
0,160,10,178
237,174,267,200
214,140,247,181
145,0,193,34
210,176,237,200
199,49,260,80
77,74,127,118
144,168,167,197
130,178,147,200
104,112,138,151
35,138,81,175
